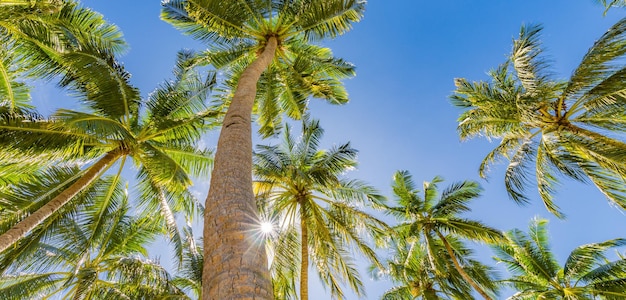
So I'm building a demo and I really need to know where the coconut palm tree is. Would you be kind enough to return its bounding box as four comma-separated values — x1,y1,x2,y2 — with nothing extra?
451,20,626,218
253,118,387,299
372,236,497,300
384,171,502,300
161,1,364,297
0,50,218,254
0,176,187,299
494,217,626,299
0,1,127,187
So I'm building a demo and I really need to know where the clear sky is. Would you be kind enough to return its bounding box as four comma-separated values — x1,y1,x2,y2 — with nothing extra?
37,1,626,299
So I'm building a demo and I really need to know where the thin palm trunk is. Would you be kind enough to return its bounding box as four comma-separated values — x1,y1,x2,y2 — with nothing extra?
435,231,493,300
0,150,121,253
158,189,178,233
202,36,277,300
300,206,309,300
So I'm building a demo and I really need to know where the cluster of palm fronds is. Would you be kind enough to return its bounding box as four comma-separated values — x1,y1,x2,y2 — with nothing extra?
0,2,215,298
1,1,626,300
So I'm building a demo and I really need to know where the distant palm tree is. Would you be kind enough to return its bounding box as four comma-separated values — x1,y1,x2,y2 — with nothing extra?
373,236,497,300
451,20,626,217
384,171,502,300
161,1,364,297
0,176,187,299
494,217,626,299
0,50,218,254
254,118,387,300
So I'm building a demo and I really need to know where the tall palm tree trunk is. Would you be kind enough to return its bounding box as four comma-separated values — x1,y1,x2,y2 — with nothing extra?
435,231,493,300
300,206,309,300
202,36,277,300
0,150,121,253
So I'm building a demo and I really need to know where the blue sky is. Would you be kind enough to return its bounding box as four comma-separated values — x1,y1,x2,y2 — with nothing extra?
36,1,626,298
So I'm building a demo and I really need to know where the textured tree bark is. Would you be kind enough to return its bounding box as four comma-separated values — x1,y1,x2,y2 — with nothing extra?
0,150,121,253
436,231,493,300
202,36,277,300
300,206,309,300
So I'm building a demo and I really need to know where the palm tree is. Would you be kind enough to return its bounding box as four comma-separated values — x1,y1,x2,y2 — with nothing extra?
0,176,187,299
161,1,364,297
372,236,497,300
384,171,503,300
253,118,387,300
451,20,626,218
494,217,626,299
0,1,127,187
0,50,218,254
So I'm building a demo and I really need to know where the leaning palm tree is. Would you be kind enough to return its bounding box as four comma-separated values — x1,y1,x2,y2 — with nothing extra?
0,50,218,254
451,19,626,218
385,171,503,300
0,176,187,299
161,1,364,297
253,118,387,300
372,236,496,300
494,217,626,299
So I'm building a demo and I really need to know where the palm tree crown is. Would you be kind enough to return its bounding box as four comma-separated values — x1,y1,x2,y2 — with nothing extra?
373,236,496,300
384,171,503,299
254,118,387,299
0,49,218,254
162,0,361,135
451,19,626,217
493,217,626,299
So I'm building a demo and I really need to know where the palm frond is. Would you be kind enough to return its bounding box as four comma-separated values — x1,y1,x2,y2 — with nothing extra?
291,0,366,41
511,24,551,94
161,0,256,45
136,143,192,192
57,49,140,123
564,238,626,281
432,180,482,218
564,17,626,102
0,273,64,300
0,40,32,112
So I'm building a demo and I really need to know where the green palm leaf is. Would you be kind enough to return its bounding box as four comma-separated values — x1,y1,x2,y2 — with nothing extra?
452,19,626,217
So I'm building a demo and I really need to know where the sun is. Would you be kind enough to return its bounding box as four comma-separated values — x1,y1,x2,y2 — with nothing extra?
260,221,274,234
